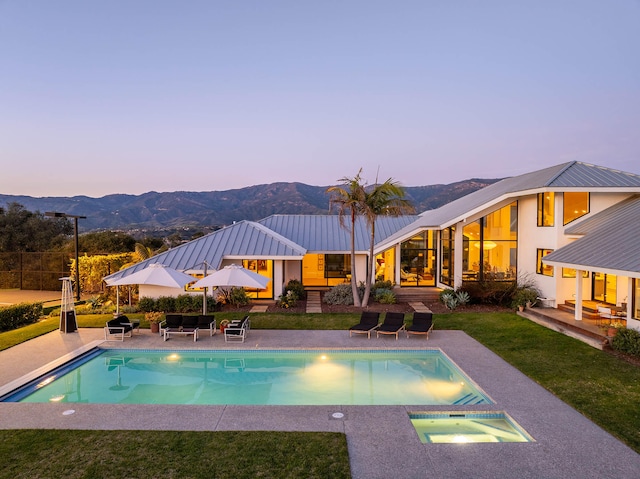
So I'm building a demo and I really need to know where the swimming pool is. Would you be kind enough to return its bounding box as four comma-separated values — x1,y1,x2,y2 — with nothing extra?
2,349,492,406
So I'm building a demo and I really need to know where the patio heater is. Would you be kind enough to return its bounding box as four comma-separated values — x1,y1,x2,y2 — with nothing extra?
59,277,77,333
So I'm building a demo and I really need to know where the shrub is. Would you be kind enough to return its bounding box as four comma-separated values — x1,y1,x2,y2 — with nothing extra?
458,280,517,306
511,287,540,309
228,287,250,307
455,290,470,306
156,296,177,313
440,290,459,310
374,288,396,304
611,327,640,357
0,302,43,332
138,297,156,313
323,283,355,305
373,280,393,291
175,294,200,313
439,289,471,310
283,279,306,300
277,290,297,308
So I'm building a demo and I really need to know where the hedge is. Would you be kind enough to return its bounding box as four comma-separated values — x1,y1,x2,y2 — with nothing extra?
0,302,43,332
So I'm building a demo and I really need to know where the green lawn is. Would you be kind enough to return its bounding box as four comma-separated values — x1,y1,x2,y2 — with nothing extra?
0,430,350,479
2,309,640,478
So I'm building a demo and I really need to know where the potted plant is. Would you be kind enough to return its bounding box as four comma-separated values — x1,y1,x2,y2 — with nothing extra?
511,287,539,312
145,312,163,334
219,319,230,333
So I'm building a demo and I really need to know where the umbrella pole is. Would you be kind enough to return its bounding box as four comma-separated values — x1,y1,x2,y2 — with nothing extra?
115,286,120,316
203,287,207,315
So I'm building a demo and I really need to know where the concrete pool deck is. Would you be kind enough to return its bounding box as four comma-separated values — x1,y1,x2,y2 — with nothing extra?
1,327,639,478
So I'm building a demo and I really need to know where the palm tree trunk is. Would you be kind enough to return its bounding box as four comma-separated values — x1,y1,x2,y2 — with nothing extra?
350,211,361,307
362,224,376,307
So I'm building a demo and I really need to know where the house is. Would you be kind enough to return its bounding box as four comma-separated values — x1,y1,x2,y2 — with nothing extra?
104,161,640,330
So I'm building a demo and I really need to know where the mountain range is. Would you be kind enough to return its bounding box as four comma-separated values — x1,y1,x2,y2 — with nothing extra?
0,178,500,234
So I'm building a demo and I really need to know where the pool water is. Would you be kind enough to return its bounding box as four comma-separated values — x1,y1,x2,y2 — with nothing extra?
410,412,534,443
4,349,492,406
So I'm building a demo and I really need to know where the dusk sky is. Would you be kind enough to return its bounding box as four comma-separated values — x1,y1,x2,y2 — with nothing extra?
2,1,639,198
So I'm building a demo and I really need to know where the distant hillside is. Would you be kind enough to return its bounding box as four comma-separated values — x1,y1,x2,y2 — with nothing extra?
0,179,500,233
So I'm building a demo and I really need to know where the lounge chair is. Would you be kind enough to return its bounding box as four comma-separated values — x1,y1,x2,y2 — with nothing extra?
376,312,406,340
225,316,250,342
197,315,216,336
349,311,381,338
400,269,418,283
406,312,433,339
104,316,136,341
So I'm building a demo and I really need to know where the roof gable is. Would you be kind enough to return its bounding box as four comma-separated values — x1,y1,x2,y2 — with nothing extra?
104,220,307,282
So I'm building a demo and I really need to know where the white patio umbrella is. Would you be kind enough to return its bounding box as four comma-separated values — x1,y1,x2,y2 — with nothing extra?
106,263,196,314
192,264,270,290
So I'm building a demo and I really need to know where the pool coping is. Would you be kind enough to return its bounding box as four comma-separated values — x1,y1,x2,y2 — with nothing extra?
1,328,639,479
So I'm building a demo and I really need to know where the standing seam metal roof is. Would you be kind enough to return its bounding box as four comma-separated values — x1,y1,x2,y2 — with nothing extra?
258,215,417,252
103,220,307,282
543,196,640,274
376,162,640,251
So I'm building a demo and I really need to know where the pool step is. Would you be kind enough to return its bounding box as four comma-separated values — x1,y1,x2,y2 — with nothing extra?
453,393,486,405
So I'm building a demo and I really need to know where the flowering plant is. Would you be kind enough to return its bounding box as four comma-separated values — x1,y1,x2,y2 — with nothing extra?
145,312,163,324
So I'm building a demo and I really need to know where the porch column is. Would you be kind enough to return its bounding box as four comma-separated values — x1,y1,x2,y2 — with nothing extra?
627,279,633,318
453,225,464,289
574,271,584,321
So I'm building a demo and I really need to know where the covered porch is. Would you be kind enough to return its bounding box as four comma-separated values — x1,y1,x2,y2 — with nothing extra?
519,306,613,350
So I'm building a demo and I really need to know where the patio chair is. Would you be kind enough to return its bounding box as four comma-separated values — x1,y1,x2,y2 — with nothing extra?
197,315,216,336
349,311,381,338
406,312,433,339
376,312,406,340
224,316,250,342
104,317,135,341
160,314,182,336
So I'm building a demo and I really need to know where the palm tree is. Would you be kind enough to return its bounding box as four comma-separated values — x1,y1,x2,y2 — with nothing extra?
360,178,414,306
327,170,367,307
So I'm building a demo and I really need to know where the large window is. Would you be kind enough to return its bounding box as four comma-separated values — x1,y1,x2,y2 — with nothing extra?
400,231,436,286
563,192,589,225
536,249,554,276
242,259,273,299
462,202,518,281
302,254,351,287
440,227,455,287
537,192,554,226
325,254,351,278
593,272,616,304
